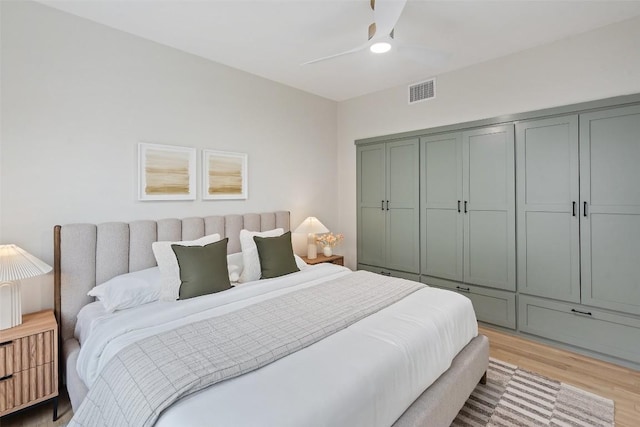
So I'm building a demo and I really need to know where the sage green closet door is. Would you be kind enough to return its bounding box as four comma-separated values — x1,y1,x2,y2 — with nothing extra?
516,116,580,302
420,132,463,281
357,143,386,268
580,105,640,315
386,139,420,274
463,125,516,290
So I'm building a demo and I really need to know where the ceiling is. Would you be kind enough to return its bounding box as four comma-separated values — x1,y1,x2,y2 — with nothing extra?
39,0,640,101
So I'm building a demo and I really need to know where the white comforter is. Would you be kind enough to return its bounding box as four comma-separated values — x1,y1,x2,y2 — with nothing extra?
76,264,478,427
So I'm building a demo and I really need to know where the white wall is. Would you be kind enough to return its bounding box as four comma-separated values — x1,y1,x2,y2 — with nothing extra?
0,1,338,313
337,16,640,269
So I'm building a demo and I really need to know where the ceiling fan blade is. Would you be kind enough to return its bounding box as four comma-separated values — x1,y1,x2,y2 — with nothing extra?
301,43,369,65
371,0,407,39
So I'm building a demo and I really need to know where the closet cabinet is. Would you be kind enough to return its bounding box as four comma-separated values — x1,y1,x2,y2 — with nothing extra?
356,138,420,278
580,105,640,315
420,125,516,329
420,125,516,291
518,105,640,366
516,115,581,303
517,105,640,315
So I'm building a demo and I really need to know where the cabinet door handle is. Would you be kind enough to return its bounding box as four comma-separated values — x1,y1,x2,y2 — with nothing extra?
381,200,384,211
457,200,461,213
464,201,468,213
583,202,588,217
571,308,592,316
456,286,470,293
386,200,390,211
572,201,576,217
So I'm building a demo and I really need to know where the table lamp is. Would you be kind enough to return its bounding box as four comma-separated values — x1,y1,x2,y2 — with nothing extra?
0,244,52,330
294,217,329,259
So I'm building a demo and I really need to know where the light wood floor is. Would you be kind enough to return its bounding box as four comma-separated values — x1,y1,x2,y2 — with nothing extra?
479,326,640,427
2,326,638,426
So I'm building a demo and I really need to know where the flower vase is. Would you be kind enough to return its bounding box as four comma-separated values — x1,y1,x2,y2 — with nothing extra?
323,246,333,257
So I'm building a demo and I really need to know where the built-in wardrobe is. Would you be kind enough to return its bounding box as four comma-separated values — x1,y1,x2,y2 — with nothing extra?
355,95,640,369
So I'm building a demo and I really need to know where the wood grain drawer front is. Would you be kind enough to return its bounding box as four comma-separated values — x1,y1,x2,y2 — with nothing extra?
0,330,54,375
519,295,640,364
422,276,516,329
0,341,16,378
0,362,56,413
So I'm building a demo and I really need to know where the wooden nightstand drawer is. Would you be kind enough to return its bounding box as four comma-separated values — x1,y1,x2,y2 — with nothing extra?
0,330,55,377
0,341,16,378
0,362,56,412
0,310,58,419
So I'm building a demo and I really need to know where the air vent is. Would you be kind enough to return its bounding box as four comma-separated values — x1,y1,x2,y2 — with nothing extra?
408,78,436,104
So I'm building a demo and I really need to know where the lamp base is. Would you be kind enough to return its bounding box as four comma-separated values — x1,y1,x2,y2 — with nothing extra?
307,233,318,259
0,280,22,330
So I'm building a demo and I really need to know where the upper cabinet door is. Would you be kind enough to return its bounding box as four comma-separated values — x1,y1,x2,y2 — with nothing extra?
386,139,420,273
420,132,464,281
516,115,580,302
580,105,640,315
463,125,516,290
357,143,387,268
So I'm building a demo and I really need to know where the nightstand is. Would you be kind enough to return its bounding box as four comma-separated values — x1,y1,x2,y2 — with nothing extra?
302,254,344,266
0,310,58,421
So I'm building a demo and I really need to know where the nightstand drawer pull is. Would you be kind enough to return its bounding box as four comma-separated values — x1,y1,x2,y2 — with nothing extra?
0,374,13,382
0,340,13,347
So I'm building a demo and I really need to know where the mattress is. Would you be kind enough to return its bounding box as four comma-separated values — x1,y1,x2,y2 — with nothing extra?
74,264,478,426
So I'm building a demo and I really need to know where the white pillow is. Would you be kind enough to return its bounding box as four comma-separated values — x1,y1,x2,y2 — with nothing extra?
88,267,162,312
238,228,284,283
153,233,221,301
294,254,308,270
227,252,244,283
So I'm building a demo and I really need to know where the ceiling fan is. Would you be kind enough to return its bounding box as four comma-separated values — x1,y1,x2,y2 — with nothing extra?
302,0,443,66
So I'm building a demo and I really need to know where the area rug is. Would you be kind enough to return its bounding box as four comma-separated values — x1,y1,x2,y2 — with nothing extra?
451,358,614,427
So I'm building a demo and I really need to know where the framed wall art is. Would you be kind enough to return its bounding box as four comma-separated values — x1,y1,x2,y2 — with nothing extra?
202,150,248,200
138,143,196,201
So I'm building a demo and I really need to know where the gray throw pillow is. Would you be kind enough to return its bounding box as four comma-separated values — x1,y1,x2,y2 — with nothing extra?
172,238,231,300
253,231,300,279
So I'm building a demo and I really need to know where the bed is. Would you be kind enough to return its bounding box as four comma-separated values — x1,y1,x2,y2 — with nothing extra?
54,211,488,426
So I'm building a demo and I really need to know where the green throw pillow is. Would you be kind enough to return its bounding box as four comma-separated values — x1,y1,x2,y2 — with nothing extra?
172,238,231,300
253,231,300,279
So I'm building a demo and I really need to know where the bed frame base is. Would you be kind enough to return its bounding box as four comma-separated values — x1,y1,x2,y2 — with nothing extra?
393,334,489,427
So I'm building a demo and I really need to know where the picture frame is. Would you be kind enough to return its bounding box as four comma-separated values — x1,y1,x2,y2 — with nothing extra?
202,150,248,200
138,143,196,201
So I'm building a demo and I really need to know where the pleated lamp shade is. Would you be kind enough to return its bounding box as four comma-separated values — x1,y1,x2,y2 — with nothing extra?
0,244,52,330
294,217,329,235
0,244,52,281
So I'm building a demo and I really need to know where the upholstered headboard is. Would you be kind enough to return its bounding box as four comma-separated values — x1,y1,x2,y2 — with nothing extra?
53,211,290,343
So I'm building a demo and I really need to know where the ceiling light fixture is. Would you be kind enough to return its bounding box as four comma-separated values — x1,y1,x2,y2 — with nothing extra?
370,41,392,54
